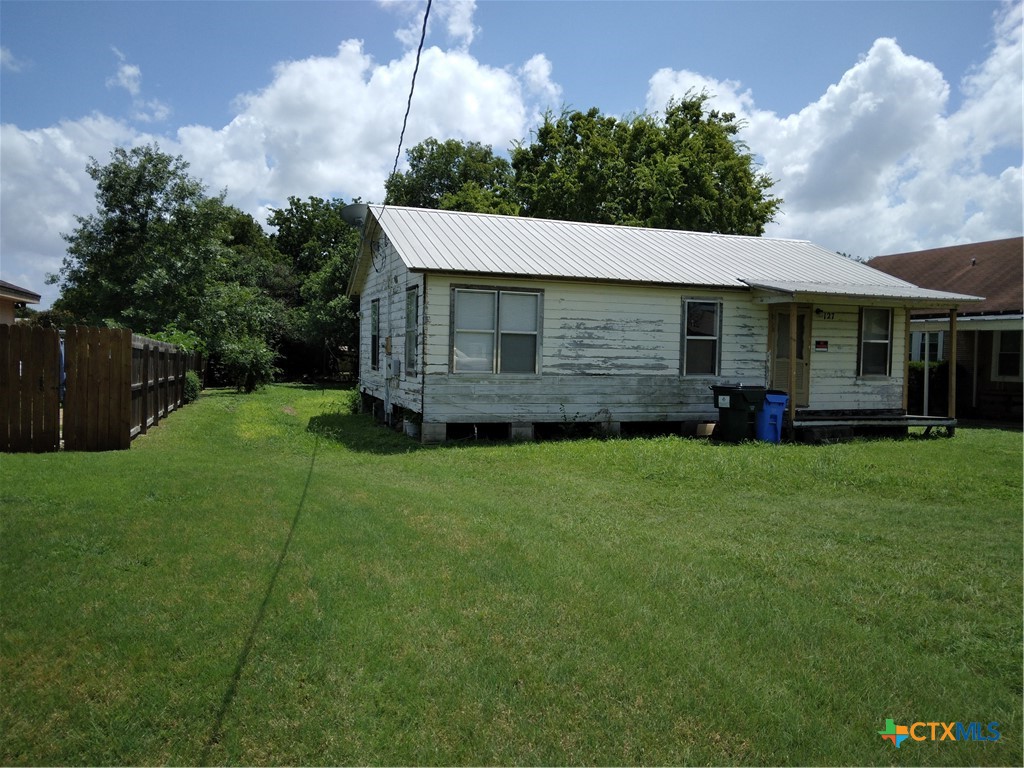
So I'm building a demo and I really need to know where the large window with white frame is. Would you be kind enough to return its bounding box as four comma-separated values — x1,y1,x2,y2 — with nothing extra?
681,299,721,376
859,307,893,376
992,330,1022,382
452,288,541,374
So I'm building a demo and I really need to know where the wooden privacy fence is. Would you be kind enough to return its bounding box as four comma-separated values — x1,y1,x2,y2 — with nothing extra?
0,325,60,452
1,325,203,452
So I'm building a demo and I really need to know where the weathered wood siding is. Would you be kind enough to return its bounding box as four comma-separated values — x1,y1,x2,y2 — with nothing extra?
802,305,906,411
421,276,768,424
356,237,424,416
356,253,909,426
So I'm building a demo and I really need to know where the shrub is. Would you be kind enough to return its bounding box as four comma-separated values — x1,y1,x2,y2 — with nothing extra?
214,335,278,393
183,370,202,404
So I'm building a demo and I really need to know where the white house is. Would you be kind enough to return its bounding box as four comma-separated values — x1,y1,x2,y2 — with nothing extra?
0,280,41,325
345,205,980,442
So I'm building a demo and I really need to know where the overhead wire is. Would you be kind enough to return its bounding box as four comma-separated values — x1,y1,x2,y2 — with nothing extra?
373,0,432,268
373,0,432,424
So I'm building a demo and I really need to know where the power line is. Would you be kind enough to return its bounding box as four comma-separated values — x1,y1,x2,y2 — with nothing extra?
389,0,432,185
373,0,431,273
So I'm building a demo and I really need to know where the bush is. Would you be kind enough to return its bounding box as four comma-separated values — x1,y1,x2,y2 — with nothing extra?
183,370,202,404
214,335,278,393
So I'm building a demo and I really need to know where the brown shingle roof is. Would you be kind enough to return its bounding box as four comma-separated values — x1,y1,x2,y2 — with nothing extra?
0,279,41,304
868,237,1022,315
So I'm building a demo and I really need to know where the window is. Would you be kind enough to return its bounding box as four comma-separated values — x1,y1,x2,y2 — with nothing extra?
452,288,540,373
405,288,418,375
370,299,380,371
992,330,1022,381
682,299,721,376
859,307,892,376
909,331,945,363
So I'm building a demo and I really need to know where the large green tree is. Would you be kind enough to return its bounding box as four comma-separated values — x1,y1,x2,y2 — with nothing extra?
52,145,286,390
267,196,362,375
511,95,782,234
384,138,518,214
53,144,228,331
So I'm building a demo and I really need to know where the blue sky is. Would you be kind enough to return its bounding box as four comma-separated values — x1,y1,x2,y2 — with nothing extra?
2,0,1021,309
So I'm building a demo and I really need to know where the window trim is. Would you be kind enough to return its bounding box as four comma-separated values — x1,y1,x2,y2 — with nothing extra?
909,330,945,363
370,298,380,371
680,298,723,377
858,307,893,377
405,287,418,376
991,329,1023,382
450,285,543,375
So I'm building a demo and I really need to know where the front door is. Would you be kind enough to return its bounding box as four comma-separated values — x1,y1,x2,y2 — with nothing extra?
770,306,811,407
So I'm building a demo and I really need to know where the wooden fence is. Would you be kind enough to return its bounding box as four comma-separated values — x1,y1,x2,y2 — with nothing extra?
1,325,202,452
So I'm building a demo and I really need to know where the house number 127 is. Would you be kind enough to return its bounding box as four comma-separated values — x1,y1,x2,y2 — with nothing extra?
820,311,836,320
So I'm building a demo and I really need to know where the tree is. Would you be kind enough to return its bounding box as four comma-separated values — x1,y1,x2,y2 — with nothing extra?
267,196,362,375
52,145,292,391
385,138,518,214
511,95,782,235
52,144,228,332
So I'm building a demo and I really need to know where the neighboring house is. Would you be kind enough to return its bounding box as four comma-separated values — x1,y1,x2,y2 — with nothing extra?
869,237,1023,421
346,205,980,442
0,280,41,324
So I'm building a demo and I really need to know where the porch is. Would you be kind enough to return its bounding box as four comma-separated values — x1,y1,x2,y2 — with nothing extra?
788,408,956,442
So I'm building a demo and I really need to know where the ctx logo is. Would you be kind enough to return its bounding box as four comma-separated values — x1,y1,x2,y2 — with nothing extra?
879,719,1001,747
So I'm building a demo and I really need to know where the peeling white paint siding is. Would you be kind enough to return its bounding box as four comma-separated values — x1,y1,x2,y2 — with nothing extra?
357,236,424,415
420,276,769,424
806,305,906,410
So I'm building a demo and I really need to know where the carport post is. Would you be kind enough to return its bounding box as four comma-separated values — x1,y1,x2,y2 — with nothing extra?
948,309,958,419
787,304,797,424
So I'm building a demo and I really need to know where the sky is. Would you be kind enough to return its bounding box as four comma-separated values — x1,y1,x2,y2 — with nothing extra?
1,0,1021,310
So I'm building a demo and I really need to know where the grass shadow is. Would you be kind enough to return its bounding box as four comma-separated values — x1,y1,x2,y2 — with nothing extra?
307,410,433,455
307,410,539,455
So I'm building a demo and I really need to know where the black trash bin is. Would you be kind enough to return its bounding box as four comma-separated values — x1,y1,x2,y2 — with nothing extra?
711,385,767,442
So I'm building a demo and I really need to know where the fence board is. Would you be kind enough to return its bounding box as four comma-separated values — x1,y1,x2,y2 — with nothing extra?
0,325,61,452
4,325,198,453
0,325,10,451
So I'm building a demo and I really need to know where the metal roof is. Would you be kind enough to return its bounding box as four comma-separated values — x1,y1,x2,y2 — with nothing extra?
356,205,982,305
741,280,982,305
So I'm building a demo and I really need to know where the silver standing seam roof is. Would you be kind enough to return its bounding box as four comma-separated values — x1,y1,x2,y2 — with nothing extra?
352,205,981,306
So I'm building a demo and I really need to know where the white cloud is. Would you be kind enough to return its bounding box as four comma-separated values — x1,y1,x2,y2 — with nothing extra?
107,47,141,97
105,48,171,124
1,46,26,72
5,1,1018,312
0,2,558,307
520,54,562,105
645,0,1023,258
383,0,478,50
175,38,540,215
0,116,148,307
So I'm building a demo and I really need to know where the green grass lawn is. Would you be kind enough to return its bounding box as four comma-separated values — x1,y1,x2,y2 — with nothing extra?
2,384,1021,766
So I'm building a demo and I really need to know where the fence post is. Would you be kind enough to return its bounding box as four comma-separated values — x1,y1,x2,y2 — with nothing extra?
0,325,10,451
114,329,131,449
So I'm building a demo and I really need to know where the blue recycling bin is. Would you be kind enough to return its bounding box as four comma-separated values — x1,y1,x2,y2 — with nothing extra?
755,391,789,443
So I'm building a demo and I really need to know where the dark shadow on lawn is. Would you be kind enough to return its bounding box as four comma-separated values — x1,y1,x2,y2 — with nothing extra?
307,411,536,455
201,431,319,763
307,410,433,455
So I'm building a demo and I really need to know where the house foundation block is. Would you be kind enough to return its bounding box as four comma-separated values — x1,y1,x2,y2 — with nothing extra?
510,422,535,441
420,422,447,444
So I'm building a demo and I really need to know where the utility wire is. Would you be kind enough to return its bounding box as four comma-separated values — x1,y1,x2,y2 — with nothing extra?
390,0,433,185
372,0,432,273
